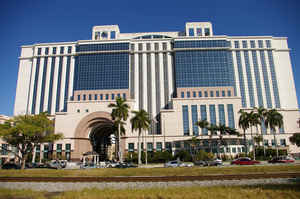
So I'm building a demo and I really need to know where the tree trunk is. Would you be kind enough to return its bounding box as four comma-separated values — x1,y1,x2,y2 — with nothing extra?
21,153,28,170
118,123,122,163
260,125,266,158
138,130,142,166
243,129,248,155
273,129,279,157
251,127,255,160
144,130,148,165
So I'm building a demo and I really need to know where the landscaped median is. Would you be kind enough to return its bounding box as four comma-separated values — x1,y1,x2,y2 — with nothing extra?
0,164,300,178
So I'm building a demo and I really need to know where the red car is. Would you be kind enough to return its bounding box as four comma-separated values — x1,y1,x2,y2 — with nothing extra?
268,156,295,164
231,157,260,165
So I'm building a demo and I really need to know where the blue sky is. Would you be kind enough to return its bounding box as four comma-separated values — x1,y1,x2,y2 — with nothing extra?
0,0,299,116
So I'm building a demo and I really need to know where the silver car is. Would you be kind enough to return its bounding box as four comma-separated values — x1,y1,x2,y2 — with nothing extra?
164,160,183,168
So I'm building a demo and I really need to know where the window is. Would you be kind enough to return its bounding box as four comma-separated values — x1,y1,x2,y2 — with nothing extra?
272,139,275,146
156,142,162,152
85,109,89,113
100,94,103,100
232,147,236,153
191,105,199,136
187,91,190,98
227,90,231,97
226,147,230,153
166,142,172,152
193,91,196,97
94,94,98,100
216,91,219,97
264,139,269,146
198,91,202,97
77,95,80,101
147,143,153,152
106,94,109,100
227,104,235,128
204,91,208,97
111,31,116,39
117,93,120,98
196,28,202,36
222,90,225,97
182,105,190,136
181,92,184,98
209,105,216,125
60,46,64,54
37,48,42,55
210,91,214,97
52,47,57,54
258,40,263,48
112,93,115,100
101,31,108,38
1,144,8,155
138,43,143,51
204,28,210,36
200,105,208,135
280,139,286,146
123,93,126,99
68,46,72,53
234,41,239,48
242,40,247,48
266,40,271,48
83,94,86,101
56,144,62,152
88,94,92,100
250,40,256,48
128,143,134,152
218,104,225,125
77,109,80,113
189,28,194,36
45,47,49,55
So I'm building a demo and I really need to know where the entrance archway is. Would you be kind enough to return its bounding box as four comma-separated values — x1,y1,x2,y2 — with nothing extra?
73,111,115,161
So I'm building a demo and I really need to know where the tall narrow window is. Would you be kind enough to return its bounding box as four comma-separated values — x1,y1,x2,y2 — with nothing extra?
227,104,235,128
182,105,190,136
200,105,208,135
218,104,225,125
111,31,116,39
191,105,199,136
196,28,202,36
209,105,216,125
204,28,210,36
189,28,194,36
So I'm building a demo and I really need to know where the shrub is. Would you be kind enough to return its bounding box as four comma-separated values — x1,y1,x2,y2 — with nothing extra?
174,150,192,162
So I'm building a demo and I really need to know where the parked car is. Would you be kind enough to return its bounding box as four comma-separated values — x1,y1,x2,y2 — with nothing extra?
115,162,137,168
164,160,185,168
47,160,67,169
194,160,209,167
231,157,260,165
1,163,21,169
268,156,295,164
105,161,119,168
208,158,223,166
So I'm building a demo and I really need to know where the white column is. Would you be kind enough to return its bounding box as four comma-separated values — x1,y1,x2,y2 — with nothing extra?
134,50,139,110
59,56,67,111
51,56,60,114
35,57,44,114
159,43,164,109
43,57,52,112
142,49,148,111
151,52,156,117
68,56,75,101
231,51,241,97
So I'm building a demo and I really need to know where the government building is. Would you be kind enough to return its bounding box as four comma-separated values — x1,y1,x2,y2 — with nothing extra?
14,22,300,161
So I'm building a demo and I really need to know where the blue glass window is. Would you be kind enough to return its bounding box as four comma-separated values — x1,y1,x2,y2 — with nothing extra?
111,31,116,39
204,91,208,97
236,51,246,107
191,105,199,136
218,104,225,125
252,51,264,107
106,94,109,100
234,41,239,48
193,91,196,97
228,90,231,97
258,40,263,48
60,46,64,54
117,93,120,98
261,121,267,134
181,92,184,98
31,58,41,114
250,40,255,48
266,40,271,48
100,94,103,100
68,46,72,53
128,143,134,152
189,28,194,36
77,95,80,101
45,47,49,55
209,105,216,125
37,48,42,55
156,142,162,152
182,105,190,136
83,94,86,101
187,91,190,98
280,139,286,146
267,50,281,108
196,28,202,36
94,94,98,100
216,91,219,97
52,47,57,54
244,51,255,107
242,41,247,48
204,28,210,36
210,91,214,97
174,40,230,49
112,93,115,100
227,104,235,128
200,105,208,135
47,57,56,113
63,56,71,112
198,91,202,97
88,94,92,100
222,90,225,97
76,43,129,52
55,57,64,112
39,56,49,113
279,123,284,134
123,93,126,99
260,51,273,108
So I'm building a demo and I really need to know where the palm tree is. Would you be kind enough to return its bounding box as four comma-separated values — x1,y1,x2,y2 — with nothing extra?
108,97,130,162
187,136,199,160
196,120,210,151
130,109,151,165
248,111,260,160
217,124,239,158
264,109,283,158
238,110,250,155
255,107,267,157
207,124,218,153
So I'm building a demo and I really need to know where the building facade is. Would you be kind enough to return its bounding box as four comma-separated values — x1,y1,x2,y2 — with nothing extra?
14,22,299,161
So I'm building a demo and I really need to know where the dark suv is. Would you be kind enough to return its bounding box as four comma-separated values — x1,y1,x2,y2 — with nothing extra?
1,163,21,169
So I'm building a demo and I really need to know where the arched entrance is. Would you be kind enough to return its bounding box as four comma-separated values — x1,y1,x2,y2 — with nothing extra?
73,111,115,161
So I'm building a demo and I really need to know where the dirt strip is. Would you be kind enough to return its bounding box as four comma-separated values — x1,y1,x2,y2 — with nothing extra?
0,172,299,182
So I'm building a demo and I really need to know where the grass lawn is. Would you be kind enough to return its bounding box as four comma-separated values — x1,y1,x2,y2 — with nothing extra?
0,164,299,177
0,184,299,199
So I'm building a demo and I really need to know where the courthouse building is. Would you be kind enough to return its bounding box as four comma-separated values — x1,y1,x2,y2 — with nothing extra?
14,22,299,161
